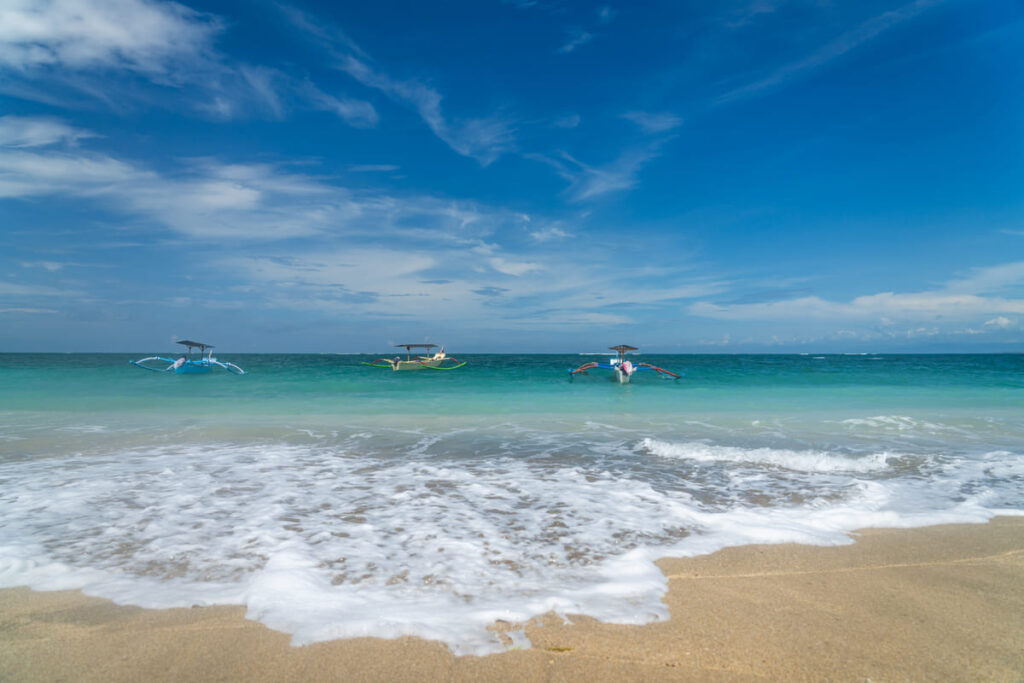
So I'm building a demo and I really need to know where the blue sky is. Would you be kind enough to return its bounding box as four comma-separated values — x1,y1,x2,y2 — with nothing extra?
1,0,1022,352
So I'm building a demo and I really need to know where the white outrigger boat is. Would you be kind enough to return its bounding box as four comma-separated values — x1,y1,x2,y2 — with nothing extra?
569,345,681,383
129,340,246,375
362,344,465,371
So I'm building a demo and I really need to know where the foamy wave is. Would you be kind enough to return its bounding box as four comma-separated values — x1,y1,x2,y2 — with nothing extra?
0,435,1019,656
639,438,894,473
839,415,940,431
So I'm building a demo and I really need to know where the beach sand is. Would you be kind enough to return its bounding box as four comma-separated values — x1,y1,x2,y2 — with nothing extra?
1,517,1022,682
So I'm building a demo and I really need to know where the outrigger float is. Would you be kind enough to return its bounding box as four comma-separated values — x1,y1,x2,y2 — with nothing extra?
362,344,466,371
569,345,681,383
129,340,246,375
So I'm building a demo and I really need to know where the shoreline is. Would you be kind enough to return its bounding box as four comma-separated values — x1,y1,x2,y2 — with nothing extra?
2,517,1022,681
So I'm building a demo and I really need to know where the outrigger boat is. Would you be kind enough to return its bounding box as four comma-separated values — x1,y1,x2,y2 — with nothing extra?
569,345,681,383
129,340,246,375
362,344,466,371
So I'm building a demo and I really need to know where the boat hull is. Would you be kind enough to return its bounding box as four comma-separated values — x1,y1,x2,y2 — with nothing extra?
393,359,443,371
175,361,213,374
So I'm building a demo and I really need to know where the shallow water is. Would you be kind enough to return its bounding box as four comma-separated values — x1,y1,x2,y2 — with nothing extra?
1,353,1022,654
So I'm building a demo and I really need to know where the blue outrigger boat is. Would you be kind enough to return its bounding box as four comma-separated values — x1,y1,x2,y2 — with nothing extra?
569,345,681,383
130,340,245,375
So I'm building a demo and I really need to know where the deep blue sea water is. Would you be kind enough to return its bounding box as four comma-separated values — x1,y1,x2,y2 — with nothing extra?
1,352,1022,653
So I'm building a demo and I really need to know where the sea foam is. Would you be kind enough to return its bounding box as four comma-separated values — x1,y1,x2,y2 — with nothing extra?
1,431,1020,655
639,437,895,473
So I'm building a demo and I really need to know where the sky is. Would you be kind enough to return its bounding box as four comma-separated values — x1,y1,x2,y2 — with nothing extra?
1,0,1022,353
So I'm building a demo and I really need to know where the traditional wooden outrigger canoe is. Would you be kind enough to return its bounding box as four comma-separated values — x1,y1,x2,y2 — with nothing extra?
362,344,466,371
569,344,681,383
129,340,246,375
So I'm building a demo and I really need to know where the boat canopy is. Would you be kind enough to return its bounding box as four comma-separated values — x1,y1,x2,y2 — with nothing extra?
609,344,637,360
177,340,214,349
395,344,437,349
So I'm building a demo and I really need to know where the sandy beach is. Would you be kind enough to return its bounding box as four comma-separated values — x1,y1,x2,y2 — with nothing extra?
1,517,1022,682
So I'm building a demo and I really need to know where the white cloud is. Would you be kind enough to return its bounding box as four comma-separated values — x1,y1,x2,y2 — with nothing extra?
0,115,95,147
19,260,63,271
622,111,683,134
678,262,1024,336
0,307,58,314
945,261,1024,295
0,130,525,240
689,286,1024,325
0,280,79,296
489,257,542,276
220,249,490,320
529,226,571,243
207,230,718,329
0,147,141,197
0,2,376,127
0,0,219,76
984,316,1013,329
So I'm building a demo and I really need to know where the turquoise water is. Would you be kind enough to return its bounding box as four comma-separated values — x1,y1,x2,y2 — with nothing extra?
1,353,1023,654
4,351,1022,415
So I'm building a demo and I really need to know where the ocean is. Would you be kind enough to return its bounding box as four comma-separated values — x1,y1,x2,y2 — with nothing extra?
1,352,1022,655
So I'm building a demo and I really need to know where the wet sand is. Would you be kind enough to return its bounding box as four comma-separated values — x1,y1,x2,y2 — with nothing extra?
2,517,1022,681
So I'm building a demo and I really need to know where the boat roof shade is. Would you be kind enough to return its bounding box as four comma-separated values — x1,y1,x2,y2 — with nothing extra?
609,345,638,352
177,340,213,348
395,343,437,349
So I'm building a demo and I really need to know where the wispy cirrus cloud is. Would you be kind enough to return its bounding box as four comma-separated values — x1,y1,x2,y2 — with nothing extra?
557,28,594,54
339,56,514,165
298,79,379,128
0,307,59,314
0,0,377,127
19,260,65,271
722,0,787,29
622,111,684,134
529,142,666,202
274,3,514,165
273,1,369,60
556,4,615,54
348,164,399,173
719,0,945,103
